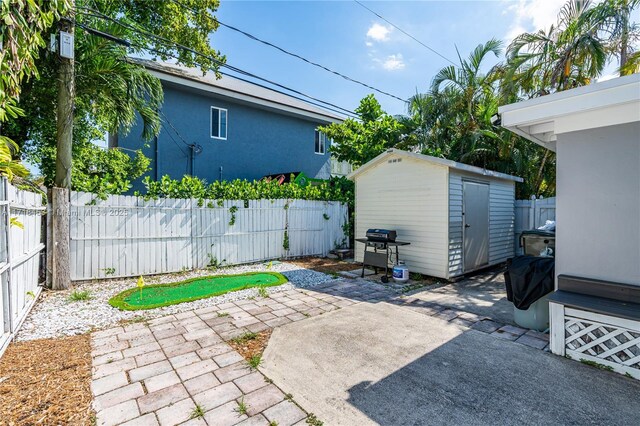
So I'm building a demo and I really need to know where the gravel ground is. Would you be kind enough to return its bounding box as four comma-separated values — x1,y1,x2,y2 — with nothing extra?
16,262,337,341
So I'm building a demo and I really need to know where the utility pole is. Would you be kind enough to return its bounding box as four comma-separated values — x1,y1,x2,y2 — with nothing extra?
50,3,75,290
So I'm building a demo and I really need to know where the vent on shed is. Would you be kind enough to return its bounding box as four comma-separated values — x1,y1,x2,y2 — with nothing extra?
387,158,403,164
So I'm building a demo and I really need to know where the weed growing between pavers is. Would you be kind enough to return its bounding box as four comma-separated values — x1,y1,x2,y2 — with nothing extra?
231,332,259,345
108,272,288,310
306,413,324,426
248,355,262,370
235,398,249,415
190,404,205,419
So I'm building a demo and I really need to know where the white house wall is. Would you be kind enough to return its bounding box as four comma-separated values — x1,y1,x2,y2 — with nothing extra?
354,155,449,278
448,171,516,277
555,122,640,286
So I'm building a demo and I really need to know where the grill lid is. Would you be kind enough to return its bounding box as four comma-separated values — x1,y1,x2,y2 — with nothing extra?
366,229,397,242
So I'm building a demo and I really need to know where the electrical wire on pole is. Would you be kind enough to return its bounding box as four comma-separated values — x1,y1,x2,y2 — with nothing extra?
353,0,458,67
75,8,360,118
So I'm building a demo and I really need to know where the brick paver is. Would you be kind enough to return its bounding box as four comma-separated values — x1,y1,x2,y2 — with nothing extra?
92,276,550,425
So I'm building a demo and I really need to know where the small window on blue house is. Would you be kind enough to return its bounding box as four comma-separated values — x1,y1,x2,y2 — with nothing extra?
211,106,227,140
315,130,328,155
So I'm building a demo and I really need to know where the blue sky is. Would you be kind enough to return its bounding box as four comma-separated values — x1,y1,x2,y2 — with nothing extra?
209,0,610,116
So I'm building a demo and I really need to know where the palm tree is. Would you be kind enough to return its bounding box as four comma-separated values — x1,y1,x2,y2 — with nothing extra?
405,39,557,198
506,0,639,97
75,20,163,140
586,0,640,75
0,136,28,178
506,0,608,96
427,38,504,164
5,16,163,187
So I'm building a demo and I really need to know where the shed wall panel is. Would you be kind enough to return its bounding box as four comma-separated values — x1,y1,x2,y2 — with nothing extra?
448,172,515,277
489,180,516,264
354,156,448,277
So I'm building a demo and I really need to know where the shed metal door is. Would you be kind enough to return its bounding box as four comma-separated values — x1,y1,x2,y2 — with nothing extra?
463,181,490,272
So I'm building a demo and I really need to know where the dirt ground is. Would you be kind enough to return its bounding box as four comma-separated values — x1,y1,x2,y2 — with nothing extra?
0,335,93,425
228,329,273,362
290,257,359,275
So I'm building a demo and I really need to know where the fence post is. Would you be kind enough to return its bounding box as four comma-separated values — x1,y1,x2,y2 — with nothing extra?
2,178,12,334
51,188,70,290
528,195,536,229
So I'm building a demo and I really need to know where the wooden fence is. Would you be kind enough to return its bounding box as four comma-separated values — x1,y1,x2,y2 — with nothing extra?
69,192,348,280
514,196,556,254
0,178,45,356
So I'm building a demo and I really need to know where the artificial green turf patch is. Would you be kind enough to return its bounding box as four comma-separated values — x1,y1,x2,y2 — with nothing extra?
108,271,288,311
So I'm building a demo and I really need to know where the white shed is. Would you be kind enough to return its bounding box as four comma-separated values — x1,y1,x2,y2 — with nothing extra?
348,149,523,280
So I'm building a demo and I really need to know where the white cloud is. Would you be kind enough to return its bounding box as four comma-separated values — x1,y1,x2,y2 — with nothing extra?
503,0,609,46
382,54,405,71
365,41,373,47
366,23,392,42
503,0,565,43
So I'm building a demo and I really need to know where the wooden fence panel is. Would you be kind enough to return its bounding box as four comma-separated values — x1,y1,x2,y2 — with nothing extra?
70,193,348,280
0,178,45,357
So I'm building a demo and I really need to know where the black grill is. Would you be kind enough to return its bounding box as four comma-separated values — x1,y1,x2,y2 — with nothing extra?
356,230,409,283
365,229,397,242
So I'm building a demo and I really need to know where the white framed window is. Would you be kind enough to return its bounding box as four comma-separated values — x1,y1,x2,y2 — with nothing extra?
211,106,228,140
315,130,328,155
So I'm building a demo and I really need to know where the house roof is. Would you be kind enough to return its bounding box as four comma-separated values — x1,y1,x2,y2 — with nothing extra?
347,149,523,182
132,58,346,124
498,73,640,152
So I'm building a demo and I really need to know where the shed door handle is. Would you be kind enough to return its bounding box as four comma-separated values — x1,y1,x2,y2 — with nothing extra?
465,224,471,228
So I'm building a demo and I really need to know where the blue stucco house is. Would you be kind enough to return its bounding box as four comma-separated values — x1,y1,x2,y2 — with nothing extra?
115,59,345,192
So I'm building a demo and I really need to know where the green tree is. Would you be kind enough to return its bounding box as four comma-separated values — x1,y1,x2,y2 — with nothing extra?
504,0,639,96
426,39,504,164
586,0,640,74
4,0,225,193
406,39,557,198
0,0,70,178
319,94,405,168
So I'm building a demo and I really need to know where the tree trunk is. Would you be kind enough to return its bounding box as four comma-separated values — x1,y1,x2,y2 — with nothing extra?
51,188,70,290
55,19,74,188
534,150,550,196
619,3,629,74
52,9,75,290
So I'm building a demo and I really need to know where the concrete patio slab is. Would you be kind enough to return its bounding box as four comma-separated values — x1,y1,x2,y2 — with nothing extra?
409,268,515,324
261,302,640,426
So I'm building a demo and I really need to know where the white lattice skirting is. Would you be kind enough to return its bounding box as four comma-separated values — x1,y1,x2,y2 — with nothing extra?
551,303,640,379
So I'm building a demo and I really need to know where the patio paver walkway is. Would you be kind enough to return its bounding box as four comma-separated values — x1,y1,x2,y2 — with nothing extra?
90,276,550,425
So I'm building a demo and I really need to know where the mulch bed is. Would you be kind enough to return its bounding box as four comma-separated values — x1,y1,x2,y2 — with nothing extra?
227,329,272,361
290,257,359,275
0,335,93,425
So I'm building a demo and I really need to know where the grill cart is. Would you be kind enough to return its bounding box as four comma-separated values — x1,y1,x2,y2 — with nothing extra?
356,229,410,283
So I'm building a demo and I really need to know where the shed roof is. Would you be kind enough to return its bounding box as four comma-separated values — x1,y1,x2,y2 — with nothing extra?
347,149,523,182
131,58,345,124
498,73,640,151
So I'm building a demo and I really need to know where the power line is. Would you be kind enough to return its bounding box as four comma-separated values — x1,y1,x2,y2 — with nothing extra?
353,0,458,67
169,0,407,103
160,122,189,155
159,112,191,149
212,21,407,103
78,13,356,118
76,8,359,118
